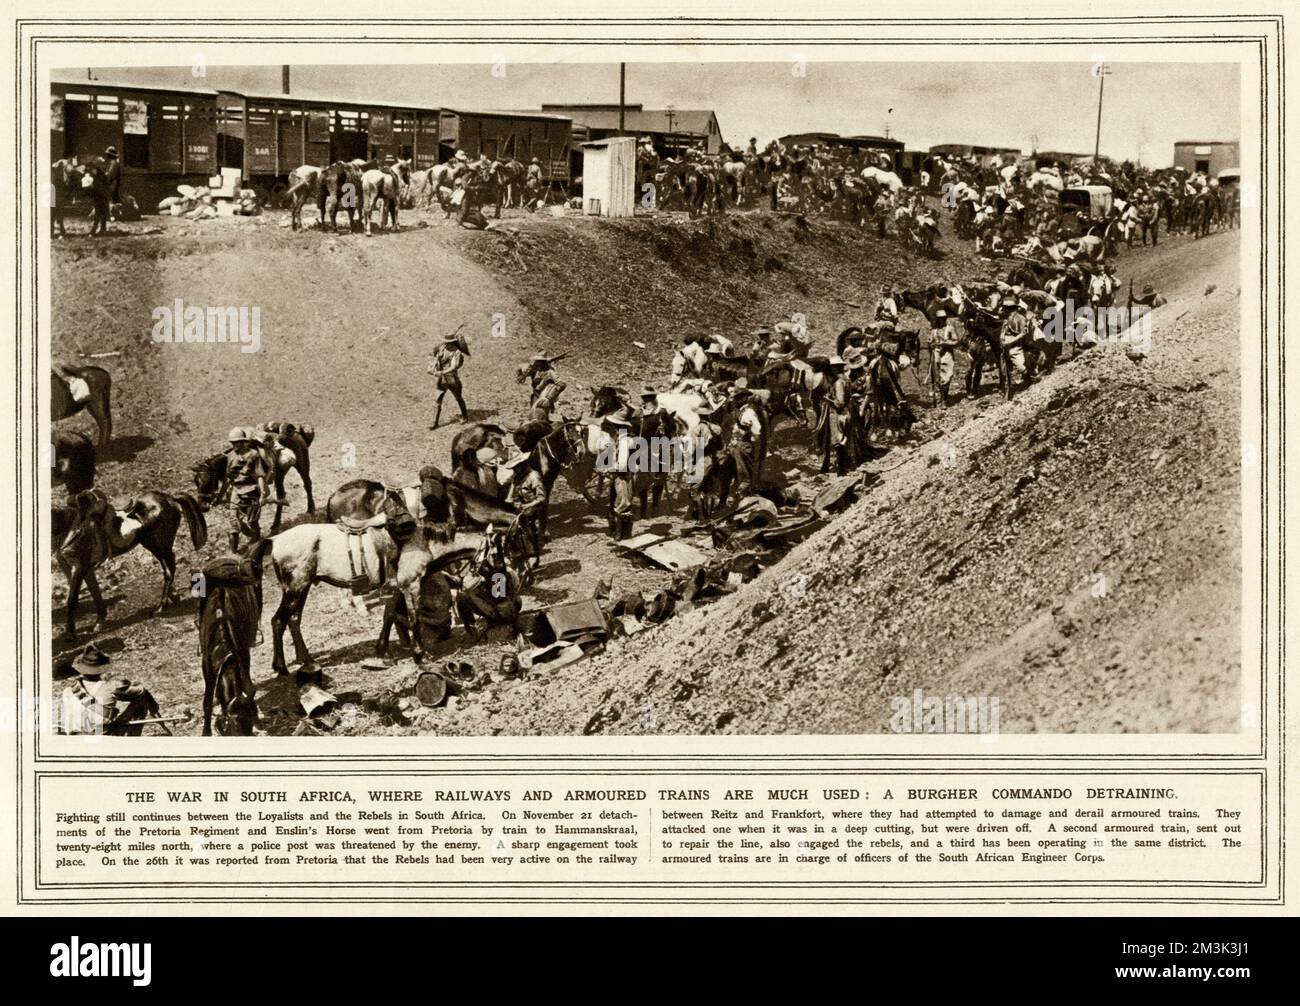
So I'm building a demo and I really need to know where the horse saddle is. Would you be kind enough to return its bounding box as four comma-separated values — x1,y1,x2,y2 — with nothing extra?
336,512,388,535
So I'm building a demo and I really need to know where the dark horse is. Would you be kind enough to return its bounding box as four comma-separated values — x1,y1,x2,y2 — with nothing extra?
54,488,208,639
51,157,112,237
196,545,271,736
191,426,315,530
318,161,366,232
53,430,96,495
52,364,112,447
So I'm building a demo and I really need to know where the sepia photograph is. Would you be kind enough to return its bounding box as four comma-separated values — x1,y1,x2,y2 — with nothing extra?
46,53,1246,740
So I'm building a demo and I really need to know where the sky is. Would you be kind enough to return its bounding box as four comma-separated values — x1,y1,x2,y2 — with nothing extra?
62,61,1241,166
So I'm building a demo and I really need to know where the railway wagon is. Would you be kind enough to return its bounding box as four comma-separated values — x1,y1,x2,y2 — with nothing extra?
437,108,574,186
214,89,444,204
51,80,222,210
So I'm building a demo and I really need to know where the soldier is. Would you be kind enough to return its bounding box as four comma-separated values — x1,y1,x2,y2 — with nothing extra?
525,352,560,407
428,331,469,429
528,355,567,422
101,145,122,204
670,335,709,388
503,452,546,565
637,385,671,516
999,296,1032,388
1140,191,1161,246
525,156,544,210
596,413,636,540
815,356,851,474
727,379,765,494
876,284,900,327
843,346,873,464
225,427,269,552
928,308,960,406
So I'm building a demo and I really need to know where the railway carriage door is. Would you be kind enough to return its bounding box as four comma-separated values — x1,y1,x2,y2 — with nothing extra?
64,92,121,159
149,101,183,173
277,106,305,174
368,108,394,161
305,109,331,166
183,102,218,176
245,104,278,177
414,113,439,169
215,95,245,171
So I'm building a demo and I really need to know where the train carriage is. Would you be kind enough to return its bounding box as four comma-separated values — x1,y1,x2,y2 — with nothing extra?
51,80,221,209
51,78,576,210
437,108,574,185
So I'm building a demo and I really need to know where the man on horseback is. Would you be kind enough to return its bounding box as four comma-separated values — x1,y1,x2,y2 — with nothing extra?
225,428,269,552
429,331,469,429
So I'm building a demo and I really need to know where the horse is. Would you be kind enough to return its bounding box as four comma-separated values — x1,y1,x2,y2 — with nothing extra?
450,422,510,472
55,488,208,639
418,160,466,212
318,161,364,232
267,508,437,677
360,159,411,235
51,157,87,238
284,164,322,231
191,425,315,531
53,430,95,495
195,546,271,736
52,364,112,447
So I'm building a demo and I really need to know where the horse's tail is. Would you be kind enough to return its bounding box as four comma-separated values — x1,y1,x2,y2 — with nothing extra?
297,423,315,447
175,493,209,550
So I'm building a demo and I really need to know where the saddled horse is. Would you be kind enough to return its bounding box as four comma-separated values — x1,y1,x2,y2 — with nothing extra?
54,488,208,639
267,507,435,677
450,422,510,471
52,364,112,447
195,546,271,736
360,159,412,235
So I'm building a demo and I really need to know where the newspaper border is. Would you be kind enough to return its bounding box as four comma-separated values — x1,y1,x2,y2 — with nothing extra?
12,14,1286,907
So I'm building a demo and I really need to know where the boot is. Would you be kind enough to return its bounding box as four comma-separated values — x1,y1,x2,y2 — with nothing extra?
228,531,240,553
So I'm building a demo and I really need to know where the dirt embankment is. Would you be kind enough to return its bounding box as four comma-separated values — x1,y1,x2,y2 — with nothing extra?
51,210,1240,735
438,231,1243,737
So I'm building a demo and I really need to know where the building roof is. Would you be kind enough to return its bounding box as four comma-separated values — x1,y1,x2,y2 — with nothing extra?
1173,139,1239,146
540,103,719,137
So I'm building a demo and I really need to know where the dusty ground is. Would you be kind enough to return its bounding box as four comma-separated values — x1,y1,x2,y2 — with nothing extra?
50,202,1241,735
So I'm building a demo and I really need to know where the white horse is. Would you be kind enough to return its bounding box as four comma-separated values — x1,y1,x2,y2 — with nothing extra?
284,164,322,230
360,159,411,235
267,515,436,676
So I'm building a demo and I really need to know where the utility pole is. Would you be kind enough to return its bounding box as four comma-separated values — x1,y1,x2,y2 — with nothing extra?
618,62,626,135
1093,58,1111,160
282,64,291,95
665,104,676,133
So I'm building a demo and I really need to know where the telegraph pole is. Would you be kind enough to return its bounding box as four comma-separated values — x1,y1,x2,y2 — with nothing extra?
1093,59,1111,159
618,62,626,135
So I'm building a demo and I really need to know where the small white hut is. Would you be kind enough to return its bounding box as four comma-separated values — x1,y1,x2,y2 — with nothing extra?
580,136,637,218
